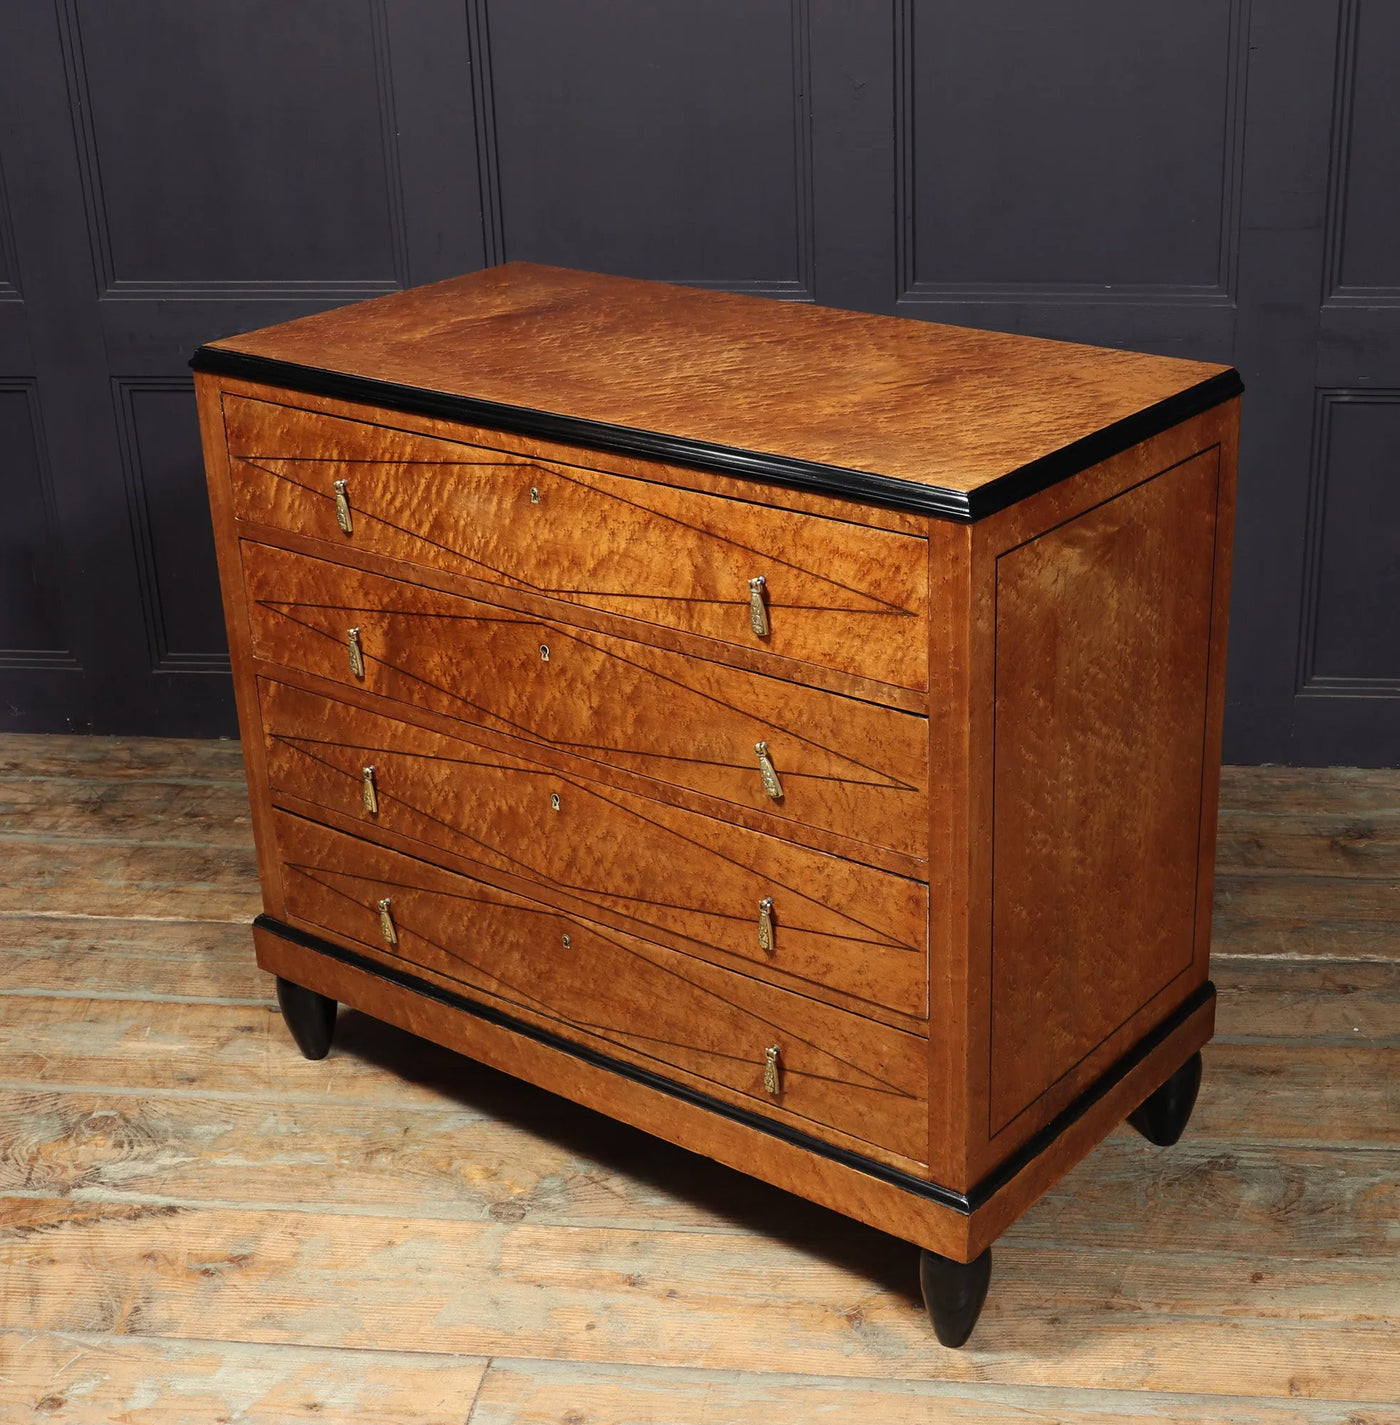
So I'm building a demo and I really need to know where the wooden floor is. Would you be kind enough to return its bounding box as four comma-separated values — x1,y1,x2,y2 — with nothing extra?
1,737,1397,1424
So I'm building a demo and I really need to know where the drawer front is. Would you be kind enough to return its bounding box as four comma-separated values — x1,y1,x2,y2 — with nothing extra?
272,811,929,1163
243,542,929,862
260,679,928,1021
224,394,928,692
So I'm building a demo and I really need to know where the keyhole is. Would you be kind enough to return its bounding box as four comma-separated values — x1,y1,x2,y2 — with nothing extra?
540,644,550,662
530,487,540,504
551,793,561,812
561,933,571,949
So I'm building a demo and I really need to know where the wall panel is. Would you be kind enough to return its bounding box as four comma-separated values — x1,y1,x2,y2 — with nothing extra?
0,0,1392,759
484,0,814,297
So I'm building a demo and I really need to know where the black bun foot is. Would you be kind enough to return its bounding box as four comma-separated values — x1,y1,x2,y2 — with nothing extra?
275,976,338,1060
919,1245,992,1348
1128,1049,1203,1147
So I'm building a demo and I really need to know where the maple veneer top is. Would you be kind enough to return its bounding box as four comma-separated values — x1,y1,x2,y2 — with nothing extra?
193,263,1240,520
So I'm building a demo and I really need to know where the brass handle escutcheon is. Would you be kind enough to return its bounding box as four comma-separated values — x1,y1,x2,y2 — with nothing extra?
764,1044,781,1096
333,479,353,534
754,742,783,801
361,764,379,815
377,896,397,946
346,626,365,679
748,576,770,637
757,896,774,953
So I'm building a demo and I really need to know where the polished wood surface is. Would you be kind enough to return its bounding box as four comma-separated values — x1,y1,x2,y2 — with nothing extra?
270,811,929,1163
242,542,929,860
988,447,1220,1134
5,737,1394,1420
260,680,927,1020
224,391,929,691
207,263,1231,497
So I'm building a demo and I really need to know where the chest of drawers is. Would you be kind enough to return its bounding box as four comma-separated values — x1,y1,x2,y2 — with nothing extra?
193,263,1239,1347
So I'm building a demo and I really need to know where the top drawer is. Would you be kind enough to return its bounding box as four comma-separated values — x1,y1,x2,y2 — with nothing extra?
222,394,928,693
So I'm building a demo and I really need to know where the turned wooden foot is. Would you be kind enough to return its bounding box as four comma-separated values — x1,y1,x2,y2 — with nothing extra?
1128,1049,1202,1147
919,1246,992,1348
275,976,338,1060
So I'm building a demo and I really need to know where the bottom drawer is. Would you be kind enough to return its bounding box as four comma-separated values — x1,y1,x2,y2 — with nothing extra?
270,811,928,1165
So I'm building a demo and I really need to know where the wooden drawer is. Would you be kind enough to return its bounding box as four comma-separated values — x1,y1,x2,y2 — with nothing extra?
242,541,929,863
224,393,928,692
259,678,928,1022
271,810,929,1164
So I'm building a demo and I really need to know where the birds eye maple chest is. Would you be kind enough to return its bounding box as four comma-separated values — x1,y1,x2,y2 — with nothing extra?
193,263,1239,1345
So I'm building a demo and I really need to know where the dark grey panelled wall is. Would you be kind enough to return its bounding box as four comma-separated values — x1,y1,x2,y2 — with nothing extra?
0,1,1395,763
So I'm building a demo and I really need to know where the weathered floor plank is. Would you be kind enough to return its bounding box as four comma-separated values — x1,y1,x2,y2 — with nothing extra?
1211,875,1400,960
2,1080,1396,1263
0,1330,487,1424
0,917,265,1001
0,775,253,845
0,841,260,920
1215,809,1400,880
1218,765,1400,818
0,733,245,782
466,1357,1400,1425
1213,956,1400,1042
3,1198,1398,1399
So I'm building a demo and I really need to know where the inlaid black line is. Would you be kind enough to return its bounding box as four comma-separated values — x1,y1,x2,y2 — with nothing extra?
277,721,910,797
256,589,922,794
281,856,915,1098
243,448,916,615
272,736,921,956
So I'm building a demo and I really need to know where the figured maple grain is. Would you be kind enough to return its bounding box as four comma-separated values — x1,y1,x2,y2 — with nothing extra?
987,449,1222,1137
223,393,929,692
241,543,929,862
259,679,927,1022
206,263,1231,497
269,813,928,1163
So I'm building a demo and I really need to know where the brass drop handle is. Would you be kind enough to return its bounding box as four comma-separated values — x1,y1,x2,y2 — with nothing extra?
754,741,783,801
333,478,353,534
764,1044,781,1097
757,896,775,953
346,626,365,679
377,896,397,946
748,576,770,637
361,764,379,815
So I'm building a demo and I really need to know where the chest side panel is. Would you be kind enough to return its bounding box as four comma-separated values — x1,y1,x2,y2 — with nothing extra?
988,446,1221,1136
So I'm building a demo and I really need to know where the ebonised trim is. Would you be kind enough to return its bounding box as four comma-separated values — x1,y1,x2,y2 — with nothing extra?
256,913,1215,1214
191,347,1242,522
